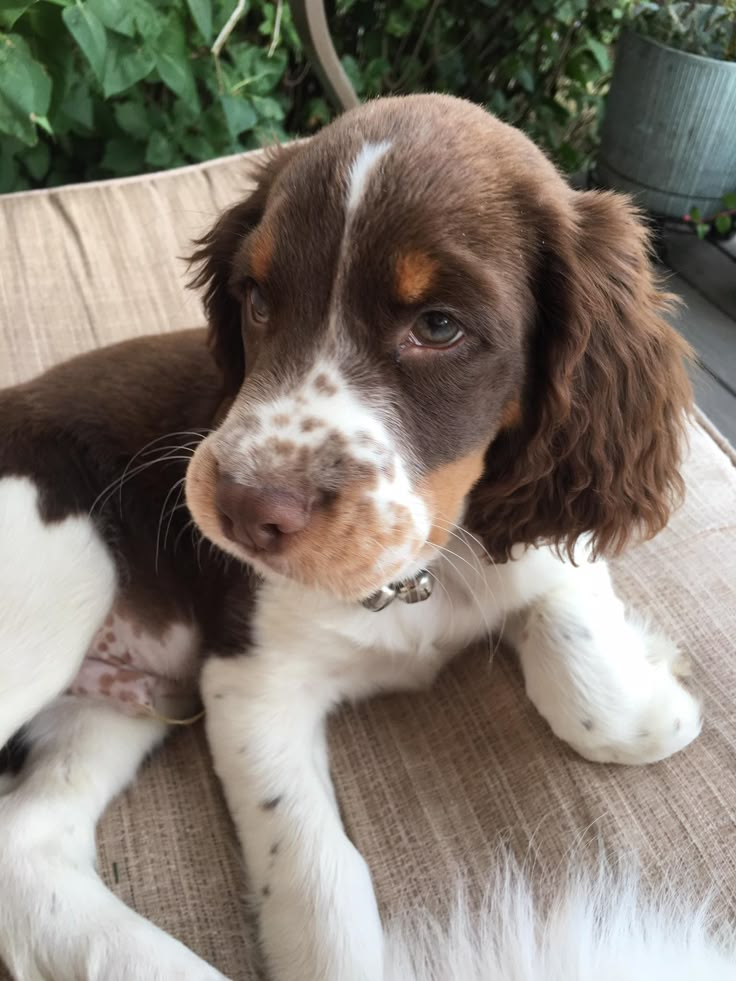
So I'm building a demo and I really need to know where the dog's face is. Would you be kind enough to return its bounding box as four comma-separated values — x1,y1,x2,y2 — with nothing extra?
187,95,691,601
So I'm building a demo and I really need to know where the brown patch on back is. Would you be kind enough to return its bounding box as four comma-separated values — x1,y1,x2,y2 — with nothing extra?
301,417,324,433
248,226,275,283
499,398,522,430
419,447,488,547
394,251,438,304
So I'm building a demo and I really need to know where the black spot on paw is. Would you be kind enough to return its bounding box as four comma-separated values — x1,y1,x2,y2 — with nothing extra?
260,795,282,811
582,719,594,731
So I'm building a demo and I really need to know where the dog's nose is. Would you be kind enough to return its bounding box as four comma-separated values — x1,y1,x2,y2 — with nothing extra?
215,479,313,552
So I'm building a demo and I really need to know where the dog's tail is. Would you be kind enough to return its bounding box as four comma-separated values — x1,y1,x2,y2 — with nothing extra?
383,859,736,981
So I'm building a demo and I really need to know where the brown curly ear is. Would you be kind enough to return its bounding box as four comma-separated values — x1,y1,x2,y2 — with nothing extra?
188,144,301,393
469,190,693,561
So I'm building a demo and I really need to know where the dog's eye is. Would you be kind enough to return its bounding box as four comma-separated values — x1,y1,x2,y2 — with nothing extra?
408,312,464,350
245,280,269,325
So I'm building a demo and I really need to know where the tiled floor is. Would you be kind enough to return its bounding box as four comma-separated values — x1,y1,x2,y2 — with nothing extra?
662,229,736,445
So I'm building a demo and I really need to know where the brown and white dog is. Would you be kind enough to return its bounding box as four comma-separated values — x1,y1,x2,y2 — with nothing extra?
0,95,704,980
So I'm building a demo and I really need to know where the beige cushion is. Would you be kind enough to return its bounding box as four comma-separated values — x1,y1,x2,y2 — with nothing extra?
2,154,736,981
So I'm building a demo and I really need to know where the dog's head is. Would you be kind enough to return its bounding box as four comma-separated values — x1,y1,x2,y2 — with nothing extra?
186,95,691,602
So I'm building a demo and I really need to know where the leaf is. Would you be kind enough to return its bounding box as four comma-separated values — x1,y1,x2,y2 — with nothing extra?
722,192,736,210
0,144,20,193
154,25,199,107
0,1,37,30
517,67,536,93
87,0,135,36
385,8,413,37
0,32,52,145
186,0,212,43
145,130,173,167
689,206,702,222
714,213,733,235
586,38,610,72
178,129,215,159
60,80,94,130
696,222,710,240
33,113,52,134
21,138,50,179
250,94,284,121
100,135,145,175
220,94,257,138
103,33,155,97
62,3,107,84
131,0,164,40
228,44,287,96
340,54,363,96
114,99,150,139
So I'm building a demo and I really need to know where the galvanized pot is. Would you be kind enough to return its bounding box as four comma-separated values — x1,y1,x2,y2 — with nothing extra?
598,28,736,218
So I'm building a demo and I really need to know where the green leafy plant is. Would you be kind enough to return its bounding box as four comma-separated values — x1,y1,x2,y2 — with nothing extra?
0,0,302,190
626,2,736,60
684,192,736,238
331,0,631,173
0,0,632,192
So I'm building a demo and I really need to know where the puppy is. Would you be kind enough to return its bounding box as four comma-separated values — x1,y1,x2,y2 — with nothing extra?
0,95,698,981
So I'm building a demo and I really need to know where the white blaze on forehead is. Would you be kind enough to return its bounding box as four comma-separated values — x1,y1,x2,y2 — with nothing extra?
347,141,392,213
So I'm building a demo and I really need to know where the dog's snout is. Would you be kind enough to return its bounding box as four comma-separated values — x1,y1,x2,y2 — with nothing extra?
216,479,313,552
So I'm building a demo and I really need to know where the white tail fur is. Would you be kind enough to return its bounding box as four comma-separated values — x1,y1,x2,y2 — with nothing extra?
384,860,736,980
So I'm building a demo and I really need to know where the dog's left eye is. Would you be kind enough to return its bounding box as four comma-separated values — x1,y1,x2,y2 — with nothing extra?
408,312,464,349
245,280,270,325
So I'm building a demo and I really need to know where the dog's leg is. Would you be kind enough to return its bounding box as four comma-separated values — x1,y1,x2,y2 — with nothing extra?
202,652,383,981
0,476,116,747
0,695,225,981
505,557,702,764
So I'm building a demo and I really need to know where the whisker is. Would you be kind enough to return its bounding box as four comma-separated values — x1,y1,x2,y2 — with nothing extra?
424,540,495,660
88,428,207,519
426,568,457,636
432,514,508,661
156,476,187,573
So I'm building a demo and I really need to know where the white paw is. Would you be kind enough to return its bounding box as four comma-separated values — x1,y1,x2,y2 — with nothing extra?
519,601,702,766
0,800,226,981
566,627,701,765
569,669,702,765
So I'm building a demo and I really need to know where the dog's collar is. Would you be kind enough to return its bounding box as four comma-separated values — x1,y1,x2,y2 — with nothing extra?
361,570,433,612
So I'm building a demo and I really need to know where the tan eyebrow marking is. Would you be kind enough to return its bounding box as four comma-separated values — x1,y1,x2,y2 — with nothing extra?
499,398,522,430
394,251,439,304
249,226,275,283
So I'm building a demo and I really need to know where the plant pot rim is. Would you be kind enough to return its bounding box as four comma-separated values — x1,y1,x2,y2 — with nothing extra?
623,25,735,69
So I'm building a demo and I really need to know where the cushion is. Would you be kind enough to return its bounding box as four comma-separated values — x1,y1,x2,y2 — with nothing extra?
1,152,735,981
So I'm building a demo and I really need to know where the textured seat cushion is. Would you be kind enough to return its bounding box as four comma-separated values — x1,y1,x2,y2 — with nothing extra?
1,153,735,981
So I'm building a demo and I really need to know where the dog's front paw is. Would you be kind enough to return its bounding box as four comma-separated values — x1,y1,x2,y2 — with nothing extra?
517,596,702,766
563,627,702,766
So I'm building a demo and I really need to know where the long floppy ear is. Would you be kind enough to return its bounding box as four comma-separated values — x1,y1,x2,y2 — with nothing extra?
470,190,693,561
188,143,301,393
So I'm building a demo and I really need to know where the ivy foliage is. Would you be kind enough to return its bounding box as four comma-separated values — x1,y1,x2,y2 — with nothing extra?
1,0,635,192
